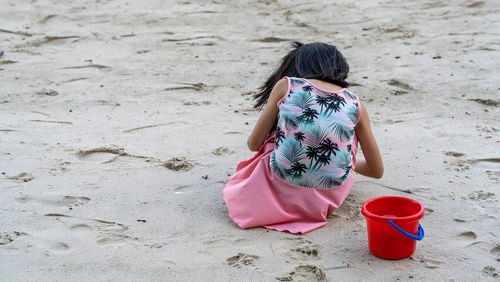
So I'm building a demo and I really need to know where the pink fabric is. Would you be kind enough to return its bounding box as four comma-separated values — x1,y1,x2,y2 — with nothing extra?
223,131,358,234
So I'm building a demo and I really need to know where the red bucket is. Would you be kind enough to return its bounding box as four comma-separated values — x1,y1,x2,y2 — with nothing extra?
361,196,425,259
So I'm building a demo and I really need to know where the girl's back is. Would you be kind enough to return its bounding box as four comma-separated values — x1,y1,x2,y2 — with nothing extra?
223,42,383,234
270,77,360,188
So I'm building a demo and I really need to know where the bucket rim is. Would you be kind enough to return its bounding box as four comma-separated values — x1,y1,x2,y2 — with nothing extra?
361,196,425,222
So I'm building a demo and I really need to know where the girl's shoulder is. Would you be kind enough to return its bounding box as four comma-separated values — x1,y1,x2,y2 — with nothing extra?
271,78,290,105
274,77,289,95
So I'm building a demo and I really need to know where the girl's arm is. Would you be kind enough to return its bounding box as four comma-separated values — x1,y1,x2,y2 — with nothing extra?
247,78,288,151
354,101,384,178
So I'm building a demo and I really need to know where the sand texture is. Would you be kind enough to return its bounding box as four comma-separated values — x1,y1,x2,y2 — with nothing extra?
1,0,499,281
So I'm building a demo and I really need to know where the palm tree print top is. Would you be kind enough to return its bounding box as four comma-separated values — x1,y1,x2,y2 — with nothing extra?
270,77,360,188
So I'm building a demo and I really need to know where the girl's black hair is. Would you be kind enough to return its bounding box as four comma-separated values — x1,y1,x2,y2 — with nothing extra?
253,41,349,109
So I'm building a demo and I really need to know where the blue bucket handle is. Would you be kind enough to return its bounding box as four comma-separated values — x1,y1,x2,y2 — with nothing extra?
388,220,424,241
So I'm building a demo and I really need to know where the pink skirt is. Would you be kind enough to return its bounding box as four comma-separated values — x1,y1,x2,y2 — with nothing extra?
223,131,357,234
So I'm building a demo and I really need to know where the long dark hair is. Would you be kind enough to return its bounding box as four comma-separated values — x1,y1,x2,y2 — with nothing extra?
253,41,349,109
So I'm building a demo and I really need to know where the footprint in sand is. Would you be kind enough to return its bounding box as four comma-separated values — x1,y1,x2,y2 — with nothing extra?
276,265,327,282
444,151,465,158
226,253,259,269
211,147,234,156
453,211,478,223
446,155,500,174
16,195,90,208
78,146,158,164
59,161,71,172
49,242,71,252
458,231,477,240
291,245,319,258
486,170,500,183
470,158,500,174
286,238,320,261
7,172,34,182
36,89,59,96
482,266,499,278
0,231,25,245
411,254,443,269
44,213,134,246
97,234,132,245
164,157,194,171
77,145,126,163
443,151,470,171
468,190,496,201
490,245,500,262
267,237,321,268
386,78,414,96
386,79,414,90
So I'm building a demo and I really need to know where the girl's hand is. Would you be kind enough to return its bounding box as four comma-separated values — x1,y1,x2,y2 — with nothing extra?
354,102,384,178
247,78,288,151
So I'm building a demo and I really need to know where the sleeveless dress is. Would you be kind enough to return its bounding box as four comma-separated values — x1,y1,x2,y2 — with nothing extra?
223,77,361,234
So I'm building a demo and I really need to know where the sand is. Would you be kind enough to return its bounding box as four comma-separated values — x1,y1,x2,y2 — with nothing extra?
1,0,499,281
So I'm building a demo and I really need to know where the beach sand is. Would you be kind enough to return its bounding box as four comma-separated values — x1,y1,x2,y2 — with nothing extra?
1,0,499,280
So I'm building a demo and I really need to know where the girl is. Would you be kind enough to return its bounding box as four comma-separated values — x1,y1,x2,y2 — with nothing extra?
223,42,383,234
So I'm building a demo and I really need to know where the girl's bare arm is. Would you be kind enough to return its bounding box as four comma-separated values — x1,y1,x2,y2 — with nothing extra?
354,102,384,178
247,78,288,151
